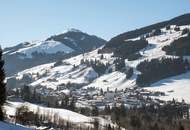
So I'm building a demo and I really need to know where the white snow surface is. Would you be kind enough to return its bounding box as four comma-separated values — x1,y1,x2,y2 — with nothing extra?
15,48,115,90
10,40,74,58
4,101,120,128
144,72,190,103
5,101,92,123
62,28,82,34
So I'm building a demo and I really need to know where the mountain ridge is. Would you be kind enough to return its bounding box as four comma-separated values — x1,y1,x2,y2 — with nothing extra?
3,29,106,76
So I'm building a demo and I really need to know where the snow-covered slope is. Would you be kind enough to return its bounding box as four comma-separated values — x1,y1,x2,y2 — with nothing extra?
5,101,92,124
12,48,112,90
4,101,118,128
10,40,74,59
3,29,106,76
144,72,190,103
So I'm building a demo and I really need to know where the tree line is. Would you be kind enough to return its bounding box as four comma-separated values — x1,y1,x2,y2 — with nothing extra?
80,58,110,76
101,99,190,130
136,57,190,86
162,32,190,56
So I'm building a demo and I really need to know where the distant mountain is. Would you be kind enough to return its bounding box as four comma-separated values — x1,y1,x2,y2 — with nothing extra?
104,13,190,49
46,28,105,52
3,29,106,76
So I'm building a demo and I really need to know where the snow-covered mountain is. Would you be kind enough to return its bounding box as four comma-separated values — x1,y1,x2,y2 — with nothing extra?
6,13,190,103
3,29,106,76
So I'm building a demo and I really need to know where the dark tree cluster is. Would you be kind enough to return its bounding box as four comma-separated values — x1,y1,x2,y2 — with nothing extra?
113,58,133,79
114,58,125,71
54,60,63,67
109,100,190,130
136,57,189,86
174,26,180,31
80,59,109,76
20,86,41,104
99,38,148,60
58,95,76,111
110,103,126,126
19,85,76,111
20,85,32,102
91,106,99,116
113,39,148,59
125,68,133,79
0,48,6,120
54,60,71,67
64,82,85,90
162,33,190,56
181,28,190,35
15,105,91,130
166,25,171,30
127,52,142,61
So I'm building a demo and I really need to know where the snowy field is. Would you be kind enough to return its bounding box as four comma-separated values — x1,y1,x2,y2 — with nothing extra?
5,101,92,124
145,72,190,103
10,40,74,59
4,101,119,128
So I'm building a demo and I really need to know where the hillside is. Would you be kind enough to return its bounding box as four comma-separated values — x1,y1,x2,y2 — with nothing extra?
105,13,190,48
3,29,106,76
145,71,190,102
4,101,119,129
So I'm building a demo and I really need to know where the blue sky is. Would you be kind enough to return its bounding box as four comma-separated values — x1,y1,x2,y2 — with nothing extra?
0,0,190,48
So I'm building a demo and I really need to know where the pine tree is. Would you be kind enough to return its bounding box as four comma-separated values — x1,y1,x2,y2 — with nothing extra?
104,105,111,115
107,124,112,130
100,88,104,95
69,97,76,111
55,99,59,108
120,103,126,117
21,85,31,101
178,123,184,130
93,119,99,130
100,54,104,59
15,88,20,98
0,48,6,120
61,95,69,109
32,88,37,103
92,106,99,116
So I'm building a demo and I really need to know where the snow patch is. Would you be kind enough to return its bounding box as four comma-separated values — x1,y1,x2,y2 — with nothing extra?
10,40,74,59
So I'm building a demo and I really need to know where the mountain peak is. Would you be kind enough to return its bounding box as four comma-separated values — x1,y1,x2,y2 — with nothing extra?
62,28,83,34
